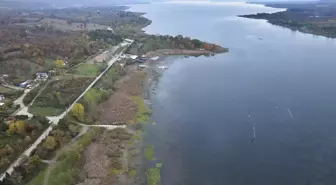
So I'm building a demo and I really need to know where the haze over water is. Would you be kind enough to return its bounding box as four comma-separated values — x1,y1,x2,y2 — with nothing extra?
130,2,336,185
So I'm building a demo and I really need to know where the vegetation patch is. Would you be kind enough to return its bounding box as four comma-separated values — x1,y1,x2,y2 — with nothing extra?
128,169,137,177
29,77,93,116
126,34,227,56
144,144,155,161
146,163,163,185
71,63,103,77
0,86,23,100
23,85,42,106
89,30,123,45
27,128,98,185
131,96,151,123
79,64,125,124
0,116,49,174
29,106,63,117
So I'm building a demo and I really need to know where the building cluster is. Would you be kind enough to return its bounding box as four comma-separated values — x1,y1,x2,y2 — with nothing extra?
19,72,49,89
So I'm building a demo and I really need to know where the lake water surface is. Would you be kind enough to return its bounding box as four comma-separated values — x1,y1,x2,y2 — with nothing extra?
130,2,336,185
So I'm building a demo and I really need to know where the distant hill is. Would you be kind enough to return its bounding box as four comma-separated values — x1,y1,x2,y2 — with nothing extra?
0,0,150,8
0,0,52,9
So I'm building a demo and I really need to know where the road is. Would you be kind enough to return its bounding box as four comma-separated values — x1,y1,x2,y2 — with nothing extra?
0,40,133,182
12,83,40,116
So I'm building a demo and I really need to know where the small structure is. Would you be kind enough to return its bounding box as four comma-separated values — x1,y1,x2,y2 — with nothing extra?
151,56,160,61
135,56,146,63
124,39,134,44
0,94,5,102
138,64,147,69
36,73,49,81
19,80,31,88
0,102,4,107
158,66,168,70
107,27,113,31
120,54,138,60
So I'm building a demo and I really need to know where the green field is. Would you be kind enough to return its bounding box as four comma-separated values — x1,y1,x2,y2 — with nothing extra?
0,86,16,94
28,106,63,117
0,86,23,100
72,63,102,76
29,77,93,116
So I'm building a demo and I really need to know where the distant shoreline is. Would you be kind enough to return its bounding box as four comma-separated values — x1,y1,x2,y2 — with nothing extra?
239,2,336,38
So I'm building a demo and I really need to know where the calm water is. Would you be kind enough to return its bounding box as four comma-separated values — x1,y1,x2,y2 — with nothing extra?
131,2,336,185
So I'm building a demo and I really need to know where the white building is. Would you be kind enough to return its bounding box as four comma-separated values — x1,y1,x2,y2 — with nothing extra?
0,94,5,102
124,39,134,43
36,73,49,81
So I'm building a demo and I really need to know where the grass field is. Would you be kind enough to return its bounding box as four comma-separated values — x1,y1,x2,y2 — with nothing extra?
0,86,16,94
72,63,102,77
28,106,64,117
29,77,93,116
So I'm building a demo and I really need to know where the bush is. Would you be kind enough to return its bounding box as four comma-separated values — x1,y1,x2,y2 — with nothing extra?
42,136,57,151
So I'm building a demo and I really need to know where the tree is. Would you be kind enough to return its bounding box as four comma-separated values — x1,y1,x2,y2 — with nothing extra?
28,155,41,166
0,121,8,132
24,136,32,143
71,103,84,122
42,136,57,151
56,59,65,68
7,122,16,134
6,120,26,135
15,121,25,135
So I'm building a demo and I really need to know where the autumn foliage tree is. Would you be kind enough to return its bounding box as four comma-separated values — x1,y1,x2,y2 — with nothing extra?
6,120,26,135
55,59,65,68
71,103,84,122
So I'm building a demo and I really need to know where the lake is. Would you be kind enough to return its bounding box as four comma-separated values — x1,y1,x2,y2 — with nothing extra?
130,2,336,185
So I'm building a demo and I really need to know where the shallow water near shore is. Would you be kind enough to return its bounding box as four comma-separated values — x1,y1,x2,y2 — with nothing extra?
131,2,336,185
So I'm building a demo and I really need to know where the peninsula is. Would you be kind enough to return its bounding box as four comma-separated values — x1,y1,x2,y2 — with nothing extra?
240,1,336,38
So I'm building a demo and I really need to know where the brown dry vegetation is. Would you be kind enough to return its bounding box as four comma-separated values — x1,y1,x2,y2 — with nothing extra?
98,66,146,124
79,127,142,185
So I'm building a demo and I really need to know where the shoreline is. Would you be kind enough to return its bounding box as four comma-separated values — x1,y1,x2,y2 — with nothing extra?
1,4,228,185
239,2,336,39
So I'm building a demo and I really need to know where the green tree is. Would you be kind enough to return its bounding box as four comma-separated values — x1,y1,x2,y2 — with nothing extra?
71,103,84,122
42,136,57,151
0,120,8,132
28,155,41,166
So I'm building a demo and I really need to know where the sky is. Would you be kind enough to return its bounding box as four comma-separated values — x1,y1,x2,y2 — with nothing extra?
2,0,320,7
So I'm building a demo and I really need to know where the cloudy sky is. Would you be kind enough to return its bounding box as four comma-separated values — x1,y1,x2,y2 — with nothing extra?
8,0,319,6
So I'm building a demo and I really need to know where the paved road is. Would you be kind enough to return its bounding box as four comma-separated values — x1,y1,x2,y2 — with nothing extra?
12,83,40,116
0,40,133,181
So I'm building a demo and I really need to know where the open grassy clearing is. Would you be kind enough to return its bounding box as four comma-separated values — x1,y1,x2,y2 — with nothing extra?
0,86,23,100
70,63,105,77
29,77,93,116
28,106,64,117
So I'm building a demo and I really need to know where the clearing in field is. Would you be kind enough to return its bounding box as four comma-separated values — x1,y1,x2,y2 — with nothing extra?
29,77,93,116
70,63,105,77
